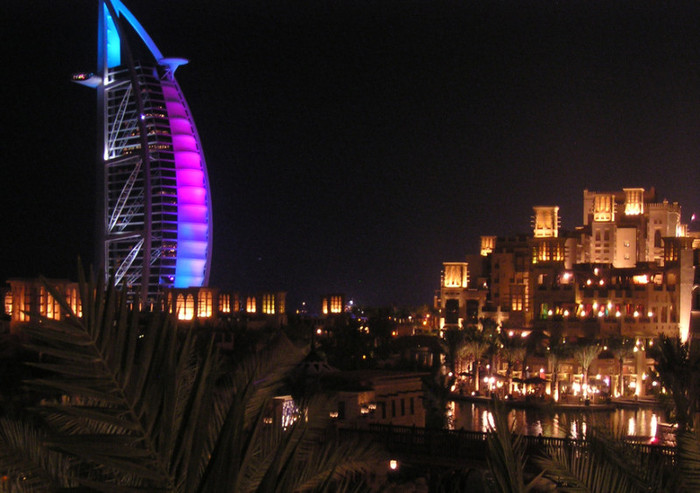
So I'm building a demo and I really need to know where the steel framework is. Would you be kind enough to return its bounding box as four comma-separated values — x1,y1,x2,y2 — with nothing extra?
75,0,212,302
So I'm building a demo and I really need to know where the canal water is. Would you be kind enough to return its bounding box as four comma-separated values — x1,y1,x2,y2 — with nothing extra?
447,401,662,440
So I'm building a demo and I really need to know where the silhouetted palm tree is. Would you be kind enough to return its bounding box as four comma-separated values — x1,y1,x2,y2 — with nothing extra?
546,337,570,402
440,327,467,388
649,334,700,432
608,337,635,398
464,327,489,392
573,341,601,399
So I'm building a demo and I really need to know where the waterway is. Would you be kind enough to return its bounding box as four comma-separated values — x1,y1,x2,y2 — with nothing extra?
446,401,663,440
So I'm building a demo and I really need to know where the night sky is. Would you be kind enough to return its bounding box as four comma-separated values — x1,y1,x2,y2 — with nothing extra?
3,0,700,310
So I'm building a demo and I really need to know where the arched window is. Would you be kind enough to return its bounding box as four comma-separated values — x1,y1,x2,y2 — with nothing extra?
219,293,230,313
66,287,82,317
177,293,193,320
246,296,256,313
4,292,12,316
46,290,60,320
198,290,212,318
263,294,275,314
185,295,194,320
654,230,662,248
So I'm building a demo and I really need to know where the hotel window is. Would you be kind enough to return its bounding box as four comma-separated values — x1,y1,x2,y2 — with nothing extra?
219,293,230,313
329,296,342,313
39,286,47,317
20,286,29,322
46,290,60,320
176,294,194,320
263,294,275,314
66,287,81,317
4,292,12,316
186,295,194,320
246,296,256,313
197,290,212,318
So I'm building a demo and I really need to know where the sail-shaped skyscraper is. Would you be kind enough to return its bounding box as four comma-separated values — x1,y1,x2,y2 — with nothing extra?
74,0,212,302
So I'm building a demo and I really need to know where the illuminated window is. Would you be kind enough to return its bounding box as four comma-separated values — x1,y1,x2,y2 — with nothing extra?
176,293,194,320
330,296,342,313
197,290,212,318
443,263,468,288
246,296,256,313
21,286,31,322
66,287,82,317
322,296,343,314
511,295,523,311
219,293,230,313
624,188,644,215
262,294,275,314
4,292,12,316
46,290,60,320
39,286,47,317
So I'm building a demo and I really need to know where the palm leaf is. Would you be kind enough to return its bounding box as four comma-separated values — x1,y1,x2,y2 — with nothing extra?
0,417,77,492
533,428,668,493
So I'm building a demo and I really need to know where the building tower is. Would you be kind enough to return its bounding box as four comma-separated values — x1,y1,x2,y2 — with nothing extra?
74,0,212,302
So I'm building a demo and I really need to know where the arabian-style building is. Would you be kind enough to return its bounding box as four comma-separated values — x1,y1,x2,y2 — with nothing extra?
2,280,287,333
74,0,212,303
437,187,700,398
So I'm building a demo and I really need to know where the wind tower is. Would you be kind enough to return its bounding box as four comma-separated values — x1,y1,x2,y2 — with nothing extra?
74,0,212,303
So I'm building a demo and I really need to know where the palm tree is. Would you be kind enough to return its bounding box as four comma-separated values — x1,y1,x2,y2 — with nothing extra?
440,327,467,389
649,334,700,433
608,337,635,398
573,341,601,400
545,337,571,402
463,327,489,392
501,335,526,396
485,399,544,493
0,272,380,491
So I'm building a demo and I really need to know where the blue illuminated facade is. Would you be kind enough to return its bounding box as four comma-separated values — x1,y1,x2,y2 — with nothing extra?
76,0,212,301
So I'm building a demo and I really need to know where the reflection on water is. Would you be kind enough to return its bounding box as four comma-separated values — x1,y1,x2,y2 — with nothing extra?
448,401,660,439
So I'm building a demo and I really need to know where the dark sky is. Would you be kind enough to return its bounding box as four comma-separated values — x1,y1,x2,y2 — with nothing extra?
3,0,700,310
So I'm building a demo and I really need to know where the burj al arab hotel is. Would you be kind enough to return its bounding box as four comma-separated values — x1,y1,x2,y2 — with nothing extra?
74,0,212,302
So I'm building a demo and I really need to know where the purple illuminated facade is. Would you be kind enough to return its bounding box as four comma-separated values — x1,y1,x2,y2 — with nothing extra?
75,0,212,301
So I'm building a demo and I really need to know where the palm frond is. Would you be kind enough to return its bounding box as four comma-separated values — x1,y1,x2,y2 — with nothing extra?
533,428,667,493
16,271,381,492
677,428,700,491
0,417,77,492
21,273,221,491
